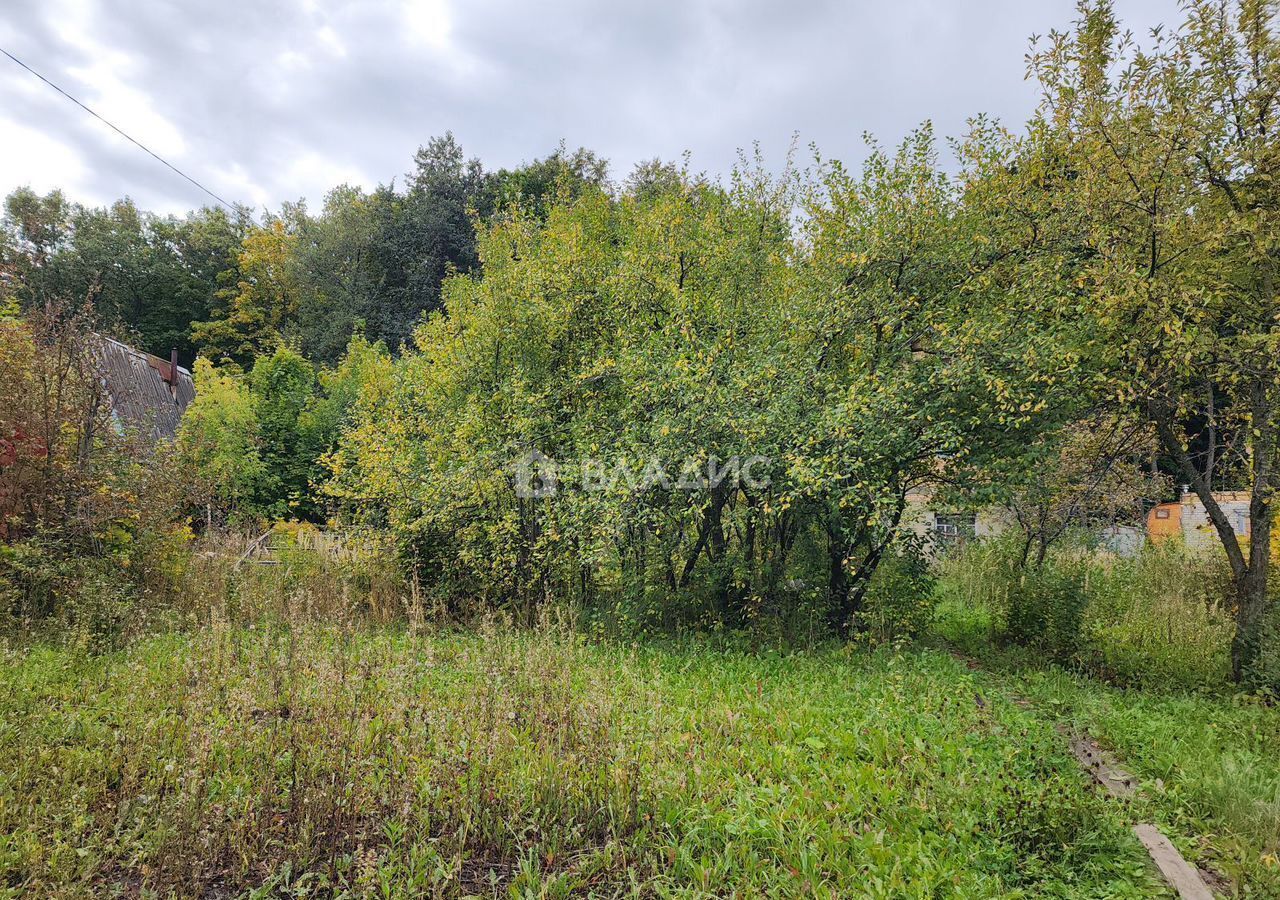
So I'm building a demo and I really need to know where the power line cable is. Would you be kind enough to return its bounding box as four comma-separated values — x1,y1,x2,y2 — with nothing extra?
0,46,237,212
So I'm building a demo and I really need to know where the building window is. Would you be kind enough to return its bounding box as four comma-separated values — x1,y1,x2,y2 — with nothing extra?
934,513,976,544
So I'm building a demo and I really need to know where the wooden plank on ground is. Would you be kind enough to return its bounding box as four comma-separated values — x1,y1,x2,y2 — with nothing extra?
1063,728,1138,799
1133,824,1216,900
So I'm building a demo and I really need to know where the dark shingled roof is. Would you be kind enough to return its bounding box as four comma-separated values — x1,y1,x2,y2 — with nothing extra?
93,336,195,440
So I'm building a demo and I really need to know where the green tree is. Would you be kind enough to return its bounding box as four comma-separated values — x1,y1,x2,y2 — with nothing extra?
328,138,1052,635
366,133,493,349
623,157,686,203
788,128,1067,635
2,188,71,271
1023,0,1280,681
485,143,610,219
302,331,392,462
176,358,264,525
2,188,76,311
248,346,318,519
2,189,245,361
192,218,301,367
153,206,247,358
291,186,384,364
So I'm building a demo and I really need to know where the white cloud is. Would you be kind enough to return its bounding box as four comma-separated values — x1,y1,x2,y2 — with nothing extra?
211,161,273,212
317,25,347,58
284,151,374,201
63,65,189,161
0,116,88,195
402,0,453,50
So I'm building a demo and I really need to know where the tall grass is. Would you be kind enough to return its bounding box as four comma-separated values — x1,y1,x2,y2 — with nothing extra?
934,533,1236,690
0,618,1162,897
177,526,407,629
0,622,665,897
1086,542,1235,688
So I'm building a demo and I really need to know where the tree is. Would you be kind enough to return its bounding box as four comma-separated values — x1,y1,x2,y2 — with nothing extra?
247,347,318,520
302,331,392,465
2,189,246,362
1,188,75,311
192,218,301,367
1024,0,1280,682
176,358,264,525
152,206,247,359
291,186,384,364
0,309,95,540
486,143,610,219
623,158,686,202
996,417,1168,566
328,174,798,619
789,128,1067,636
327,136,1054,635
366,134,494,349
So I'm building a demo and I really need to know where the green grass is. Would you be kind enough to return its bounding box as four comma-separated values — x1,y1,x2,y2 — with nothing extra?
1000,667,1280,895
0,624,1175,898
935,591,1280,894
932,537,1238,691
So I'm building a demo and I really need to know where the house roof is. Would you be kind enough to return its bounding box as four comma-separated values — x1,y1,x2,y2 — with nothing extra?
93,335,195,440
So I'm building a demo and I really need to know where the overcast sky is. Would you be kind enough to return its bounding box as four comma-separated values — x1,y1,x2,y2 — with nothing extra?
1,0,1178,217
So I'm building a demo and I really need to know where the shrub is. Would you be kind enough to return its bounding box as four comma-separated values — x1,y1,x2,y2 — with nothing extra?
0,309,198,646
0,309,117,543
176,358,266,527
0,529,190,649
1005,558,1090,658
857,541,936,646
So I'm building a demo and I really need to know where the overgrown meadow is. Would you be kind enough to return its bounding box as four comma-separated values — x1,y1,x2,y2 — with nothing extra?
0,534,1274,897
0,616,1186,898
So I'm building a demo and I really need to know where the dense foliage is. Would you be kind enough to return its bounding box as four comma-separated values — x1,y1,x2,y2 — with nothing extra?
4,1,1280,687
0,135,608,368
0,306,186,644
1014,0,1280,682
327,136,1071,641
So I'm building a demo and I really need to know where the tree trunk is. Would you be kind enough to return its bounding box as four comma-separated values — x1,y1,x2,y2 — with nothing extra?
677,483,731,612
827,493,908,638
845,541,888,625
826,525,851,635
706,486,734,621
677,489,724,589
1234,386,1274,682
1234,504,1270,682
1153,396,1273,683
